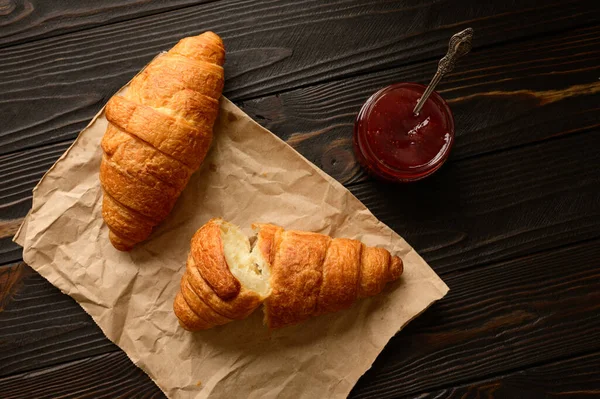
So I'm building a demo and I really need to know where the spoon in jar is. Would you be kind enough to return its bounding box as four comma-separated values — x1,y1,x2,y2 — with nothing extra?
413,28,474,116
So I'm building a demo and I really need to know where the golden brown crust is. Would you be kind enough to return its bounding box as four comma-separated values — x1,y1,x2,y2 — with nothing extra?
358,246,391,298
186,255,263,320
252,223,284,265
264,230,332,329
259,225,403,329
101,124,193,189
107,231,137,252
191,219,241,300
173,291,213,331
100,31,225,251
170,32,226,65
130,56,224,110
105,96,213,169
102,190,154,249
100,156,178,221
316,238,361,314
125,84,219,127
180,274,231,327
389,256,404,280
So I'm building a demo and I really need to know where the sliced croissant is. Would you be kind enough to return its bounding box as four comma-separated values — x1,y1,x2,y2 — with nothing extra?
173,219,403,330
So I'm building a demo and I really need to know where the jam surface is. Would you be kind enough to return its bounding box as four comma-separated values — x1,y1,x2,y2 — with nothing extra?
353,83,454,182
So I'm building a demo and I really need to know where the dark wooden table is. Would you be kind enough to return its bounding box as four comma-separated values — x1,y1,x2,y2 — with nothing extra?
1,1,599,397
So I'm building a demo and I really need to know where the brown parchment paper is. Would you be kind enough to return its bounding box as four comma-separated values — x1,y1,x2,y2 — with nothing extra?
14,78,448,398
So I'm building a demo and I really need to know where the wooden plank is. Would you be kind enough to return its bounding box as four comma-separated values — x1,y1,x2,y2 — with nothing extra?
0,0,219,48
419,351,600,399
1,25,597,259
0,261,32,311
0,141,72,265
4,351,599,399
0,218,23,266
0,238,22,266
15,0,599,53
1,238,598,397
0,219,22,240
350,131,600,274
1,25,598,266
349,239,600,398
14,21,598,226
241,25,600,184
1,0,598,155
0,263,117,376
6,352,598,399
0,141,70,221
2,114,598,270
0,352,164,399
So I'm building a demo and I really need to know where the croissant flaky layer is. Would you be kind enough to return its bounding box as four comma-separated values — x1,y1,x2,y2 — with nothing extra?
100,32,225,251
173,219,404,330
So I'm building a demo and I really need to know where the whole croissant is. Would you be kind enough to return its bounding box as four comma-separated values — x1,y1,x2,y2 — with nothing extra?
174,219,403,330
100,32,225,251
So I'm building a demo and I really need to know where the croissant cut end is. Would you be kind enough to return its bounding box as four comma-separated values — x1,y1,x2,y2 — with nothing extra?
219,221,272,298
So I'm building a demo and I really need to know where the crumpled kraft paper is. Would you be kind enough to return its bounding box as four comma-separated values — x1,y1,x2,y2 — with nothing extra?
14,71,448,398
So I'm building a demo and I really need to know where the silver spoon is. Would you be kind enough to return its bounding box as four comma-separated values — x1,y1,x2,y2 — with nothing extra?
413,28,474,116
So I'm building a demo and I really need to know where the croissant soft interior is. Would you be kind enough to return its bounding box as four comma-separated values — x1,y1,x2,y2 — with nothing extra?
174,218,403,330
220,222,271,298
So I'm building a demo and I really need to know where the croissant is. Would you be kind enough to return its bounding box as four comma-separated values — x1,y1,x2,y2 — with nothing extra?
173,218,403,330
100,32,225,251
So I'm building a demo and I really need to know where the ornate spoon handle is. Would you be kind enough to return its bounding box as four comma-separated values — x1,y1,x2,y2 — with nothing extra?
413,28,474,115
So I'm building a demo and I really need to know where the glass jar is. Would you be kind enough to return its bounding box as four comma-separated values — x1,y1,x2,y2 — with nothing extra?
353,83,455,182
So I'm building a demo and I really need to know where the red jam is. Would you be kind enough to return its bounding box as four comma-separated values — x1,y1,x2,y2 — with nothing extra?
353,83,455,182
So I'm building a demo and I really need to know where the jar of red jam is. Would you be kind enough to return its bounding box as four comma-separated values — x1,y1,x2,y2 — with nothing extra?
353,82,455,182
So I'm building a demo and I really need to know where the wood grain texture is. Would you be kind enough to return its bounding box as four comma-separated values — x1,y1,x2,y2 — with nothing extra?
0,351,164,399
0,263,118,376
0,218,22,240
0,0,217,48
1,239,598,397
1,0,598,155
0,141,71,221
1,23,599,265
349,239,600,398
242,25,600,184
2,125,598,271
349,131,600,274
1,22,597,233
0,141,71,265
0,217,23,266
421,351,600,399
1,1,599,396
0,237,21,266
0,261,32,310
